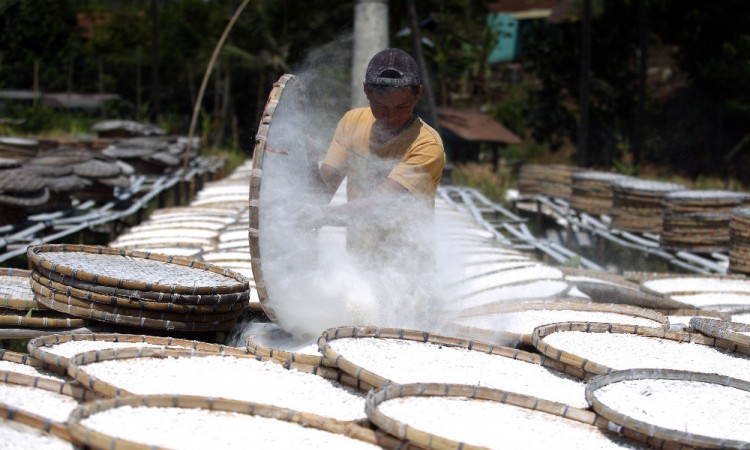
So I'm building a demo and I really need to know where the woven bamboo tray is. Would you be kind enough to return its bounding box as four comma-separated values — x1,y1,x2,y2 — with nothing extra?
689,317,750,352
452,301,667,346
517,164,546,196
318,326,590,409
28,332,247,372
586,368,750,449
30,270,244,314
68,394,386,450
32,263,249,306
31,282,239,332
66,349,370,424
27,244,249,296
532,322,750,380
366,382,680,450
29,278,244,324
253,75,295,322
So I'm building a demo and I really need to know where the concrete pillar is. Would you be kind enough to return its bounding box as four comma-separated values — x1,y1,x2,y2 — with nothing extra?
351,0,389,108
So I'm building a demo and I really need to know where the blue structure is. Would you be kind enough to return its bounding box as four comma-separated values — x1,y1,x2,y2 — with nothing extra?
487,13,521,63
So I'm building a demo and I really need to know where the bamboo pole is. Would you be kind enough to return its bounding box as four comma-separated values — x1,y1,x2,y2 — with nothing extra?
184,0,251,176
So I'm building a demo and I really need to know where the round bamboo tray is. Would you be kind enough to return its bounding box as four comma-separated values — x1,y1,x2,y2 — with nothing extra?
366,382,676,450
517,163,546,196
29,278,244,324
27,244,249,296
68,394,385,450
28,332,247,372
66,349,369,424
31,282,239,332
610,179,687,233
532,322,750,381
30,270,244,314
32,263,249,306
318,326,590,409
569,171,630,216
250,73,320,323
452,301,667,346
586,368,750,449
689,317,750,353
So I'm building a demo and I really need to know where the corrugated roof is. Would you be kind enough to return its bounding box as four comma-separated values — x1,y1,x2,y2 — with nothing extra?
437,107,522,145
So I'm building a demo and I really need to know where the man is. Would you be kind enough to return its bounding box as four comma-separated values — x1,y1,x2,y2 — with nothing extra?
305,47,445,267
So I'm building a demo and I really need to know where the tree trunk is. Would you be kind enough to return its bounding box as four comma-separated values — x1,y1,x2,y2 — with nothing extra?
351,0,389,108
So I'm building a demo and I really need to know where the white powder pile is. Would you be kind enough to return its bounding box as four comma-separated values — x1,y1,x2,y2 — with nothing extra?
0,383,80,422
733,313,750,324
377,396,645,450
0,418,74,450
0,361,66,381
670,293,750,308
542,331,750,382
43,341,167,358
456,311,661,335
80,406,380,450
595,378,750,442
329,338,587,408
81,355,366,421
643,278,750,295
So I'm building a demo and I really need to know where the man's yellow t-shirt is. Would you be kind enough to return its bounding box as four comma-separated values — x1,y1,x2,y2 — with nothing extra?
322,107,445,264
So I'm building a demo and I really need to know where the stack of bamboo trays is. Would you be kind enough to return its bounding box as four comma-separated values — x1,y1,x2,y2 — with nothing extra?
569,171,631,216
609,178,687,233
729,206,750,275
26,244,249,332
540,164,584,200
517,164,547,196
660,190,750,253
0,267,86,330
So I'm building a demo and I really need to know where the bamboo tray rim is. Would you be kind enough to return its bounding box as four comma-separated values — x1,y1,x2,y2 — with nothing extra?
27,244,249,296
33,263,249,306
585,368,750,449
67,393,383,450
317,326,587,390
531,321,748,379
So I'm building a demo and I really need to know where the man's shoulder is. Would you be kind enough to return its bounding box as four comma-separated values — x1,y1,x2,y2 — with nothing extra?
417,119,443,146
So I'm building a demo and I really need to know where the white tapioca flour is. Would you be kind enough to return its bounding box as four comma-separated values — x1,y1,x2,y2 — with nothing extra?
0,418,74,450
670,293,750,308
80,406,381,450
542,331,750,382
595,378,750,442
451,280,572,311
643,278,750,295
43,341,166,358
0,383,80,422
80,355,366,422
456,310,661,335
328,338,587,408
733,313,750,324
0,360,66,381
377,396,646,449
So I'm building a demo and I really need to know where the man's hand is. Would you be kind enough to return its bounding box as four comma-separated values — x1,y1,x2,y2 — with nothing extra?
290,203,326,230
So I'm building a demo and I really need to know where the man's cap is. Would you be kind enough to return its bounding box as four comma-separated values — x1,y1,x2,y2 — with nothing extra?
365,48,420,87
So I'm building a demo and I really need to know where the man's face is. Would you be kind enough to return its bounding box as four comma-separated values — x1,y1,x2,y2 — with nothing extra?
365,86,423,136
